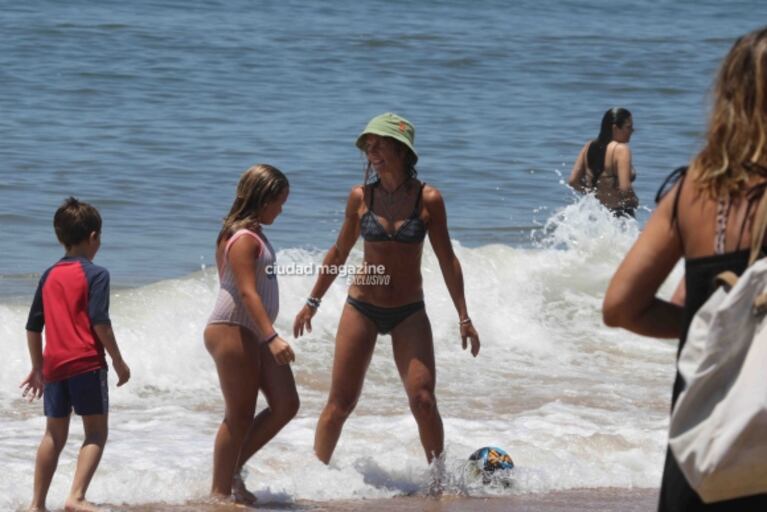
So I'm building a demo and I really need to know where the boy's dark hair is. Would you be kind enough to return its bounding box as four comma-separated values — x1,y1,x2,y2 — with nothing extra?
53,197,102,248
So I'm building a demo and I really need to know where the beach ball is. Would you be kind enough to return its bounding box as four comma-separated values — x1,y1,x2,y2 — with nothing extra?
469,446,514,473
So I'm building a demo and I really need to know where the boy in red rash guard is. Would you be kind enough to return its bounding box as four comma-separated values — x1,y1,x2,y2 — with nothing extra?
20,197,130,512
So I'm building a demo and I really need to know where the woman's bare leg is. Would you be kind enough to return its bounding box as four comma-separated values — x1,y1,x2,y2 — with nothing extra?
391,309,443,462
314,304,377,464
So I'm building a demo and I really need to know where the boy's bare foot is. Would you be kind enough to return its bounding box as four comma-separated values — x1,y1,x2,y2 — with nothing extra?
26,505,49,512
64,497,102,512
232,469,258,505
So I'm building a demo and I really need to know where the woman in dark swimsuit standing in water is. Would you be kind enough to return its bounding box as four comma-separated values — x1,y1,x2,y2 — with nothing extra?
293,112,480,465
568,107,639,217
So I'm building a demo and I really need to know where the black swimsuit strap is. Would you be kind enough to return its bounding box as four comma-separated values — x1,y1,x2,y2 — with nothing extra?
672,174,685,226
735,183,767,249
413,183,425,216
656,166,687,204
671,169,688,251
736,199,754,250
653,166,688,252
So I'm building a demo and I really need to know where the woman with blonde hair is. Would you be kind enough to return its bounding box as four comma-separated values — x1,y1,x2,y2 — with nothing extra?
603,27,767,510
204,164,298,503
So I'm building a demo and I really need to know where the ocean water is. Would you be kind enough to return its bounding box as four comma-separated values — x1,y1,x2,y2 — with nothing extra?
0,0,760,509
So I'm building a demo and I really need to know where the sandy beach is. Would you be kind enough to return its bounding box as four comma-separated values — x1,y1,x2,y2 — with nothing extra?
86,488,658,512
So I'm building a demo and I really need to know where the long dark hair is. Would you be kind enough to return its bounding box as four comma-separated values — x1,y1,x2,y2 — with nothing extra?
586,107,632,184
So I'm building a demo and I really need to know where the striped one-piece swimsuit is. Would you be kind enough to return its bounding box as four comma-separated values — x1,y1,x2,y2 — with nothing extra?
207,228,279,339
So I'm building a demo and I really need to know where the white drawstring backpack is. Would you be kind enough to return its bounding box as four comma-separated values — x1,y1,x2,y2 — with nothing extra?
669,191,767,503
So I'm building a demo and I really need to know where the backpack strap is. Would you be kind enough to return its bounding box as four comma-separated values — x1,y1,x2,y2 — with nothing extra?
754,293,767,315
749,190,767,313
714,271,739,291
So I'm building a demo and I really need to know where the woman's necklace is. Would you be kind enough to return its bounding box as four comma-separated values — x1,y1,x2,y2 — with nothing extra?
378,177,410,222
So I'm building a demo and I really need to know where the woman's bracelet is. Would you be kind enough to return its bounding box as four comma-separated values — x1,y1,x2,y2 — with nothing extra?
306,297,321,309
459,317,472,325
262,332,279,344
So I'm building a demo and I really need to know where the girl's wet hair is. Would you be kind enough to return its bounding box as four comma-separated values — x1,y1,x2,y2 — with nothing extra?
217,164,289,244
691,26,767,197
53,196,102,249
586,107,632,184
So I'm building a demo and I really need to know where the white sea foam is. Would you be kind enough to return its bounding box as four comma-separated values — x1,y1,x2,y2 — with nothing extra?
0,198,682,509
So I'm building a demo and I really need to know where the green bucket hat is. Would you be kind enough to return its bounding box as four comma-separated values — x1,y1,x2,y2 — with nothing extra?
355,112,418,163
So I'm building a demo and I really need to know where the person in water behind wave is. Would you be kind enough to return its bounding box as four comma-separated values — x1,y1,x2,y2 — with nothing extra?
568,107,639,217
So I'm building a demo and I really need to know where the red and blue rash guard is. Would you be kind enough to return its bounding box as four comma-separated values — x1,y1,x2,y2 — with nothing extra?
26,256,110,383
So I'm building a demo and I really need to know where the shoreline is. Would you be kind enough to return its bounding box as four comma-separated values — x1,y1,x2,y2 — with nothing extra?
99,488,658,511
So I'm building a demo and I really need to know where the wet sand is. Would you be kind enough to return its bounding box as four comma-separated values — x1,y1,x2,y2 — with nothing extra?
100,488,658,511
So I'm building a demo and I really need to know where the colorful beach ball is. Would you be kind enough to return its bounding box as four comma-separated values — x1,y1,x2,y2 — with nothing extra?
469,446,515,473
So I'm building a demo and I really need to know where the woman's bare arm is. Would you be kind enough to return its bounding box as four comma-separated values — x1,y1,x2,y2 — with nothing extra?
603,183,683,337
425,186,479,356
568,144,589,192
293,186,363,337
614,143,639,207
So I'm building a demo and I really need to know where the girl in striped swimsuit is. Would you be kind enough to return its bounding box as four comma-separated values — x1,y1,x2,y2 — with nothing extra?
204,164,297,504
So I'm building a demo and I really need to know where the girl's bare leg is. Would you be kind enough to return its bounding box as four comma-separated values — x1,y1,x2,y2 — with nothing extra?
205,324,260,499
234,344,300,501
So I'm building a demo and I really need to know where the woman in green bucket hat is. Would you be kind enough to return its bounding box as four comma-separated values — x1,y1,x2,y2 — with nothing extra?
293,112,480,466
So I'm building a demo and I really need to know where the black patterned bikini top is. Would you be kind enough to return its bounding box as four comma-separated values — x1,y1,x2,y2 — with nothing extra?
360,182,427,244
